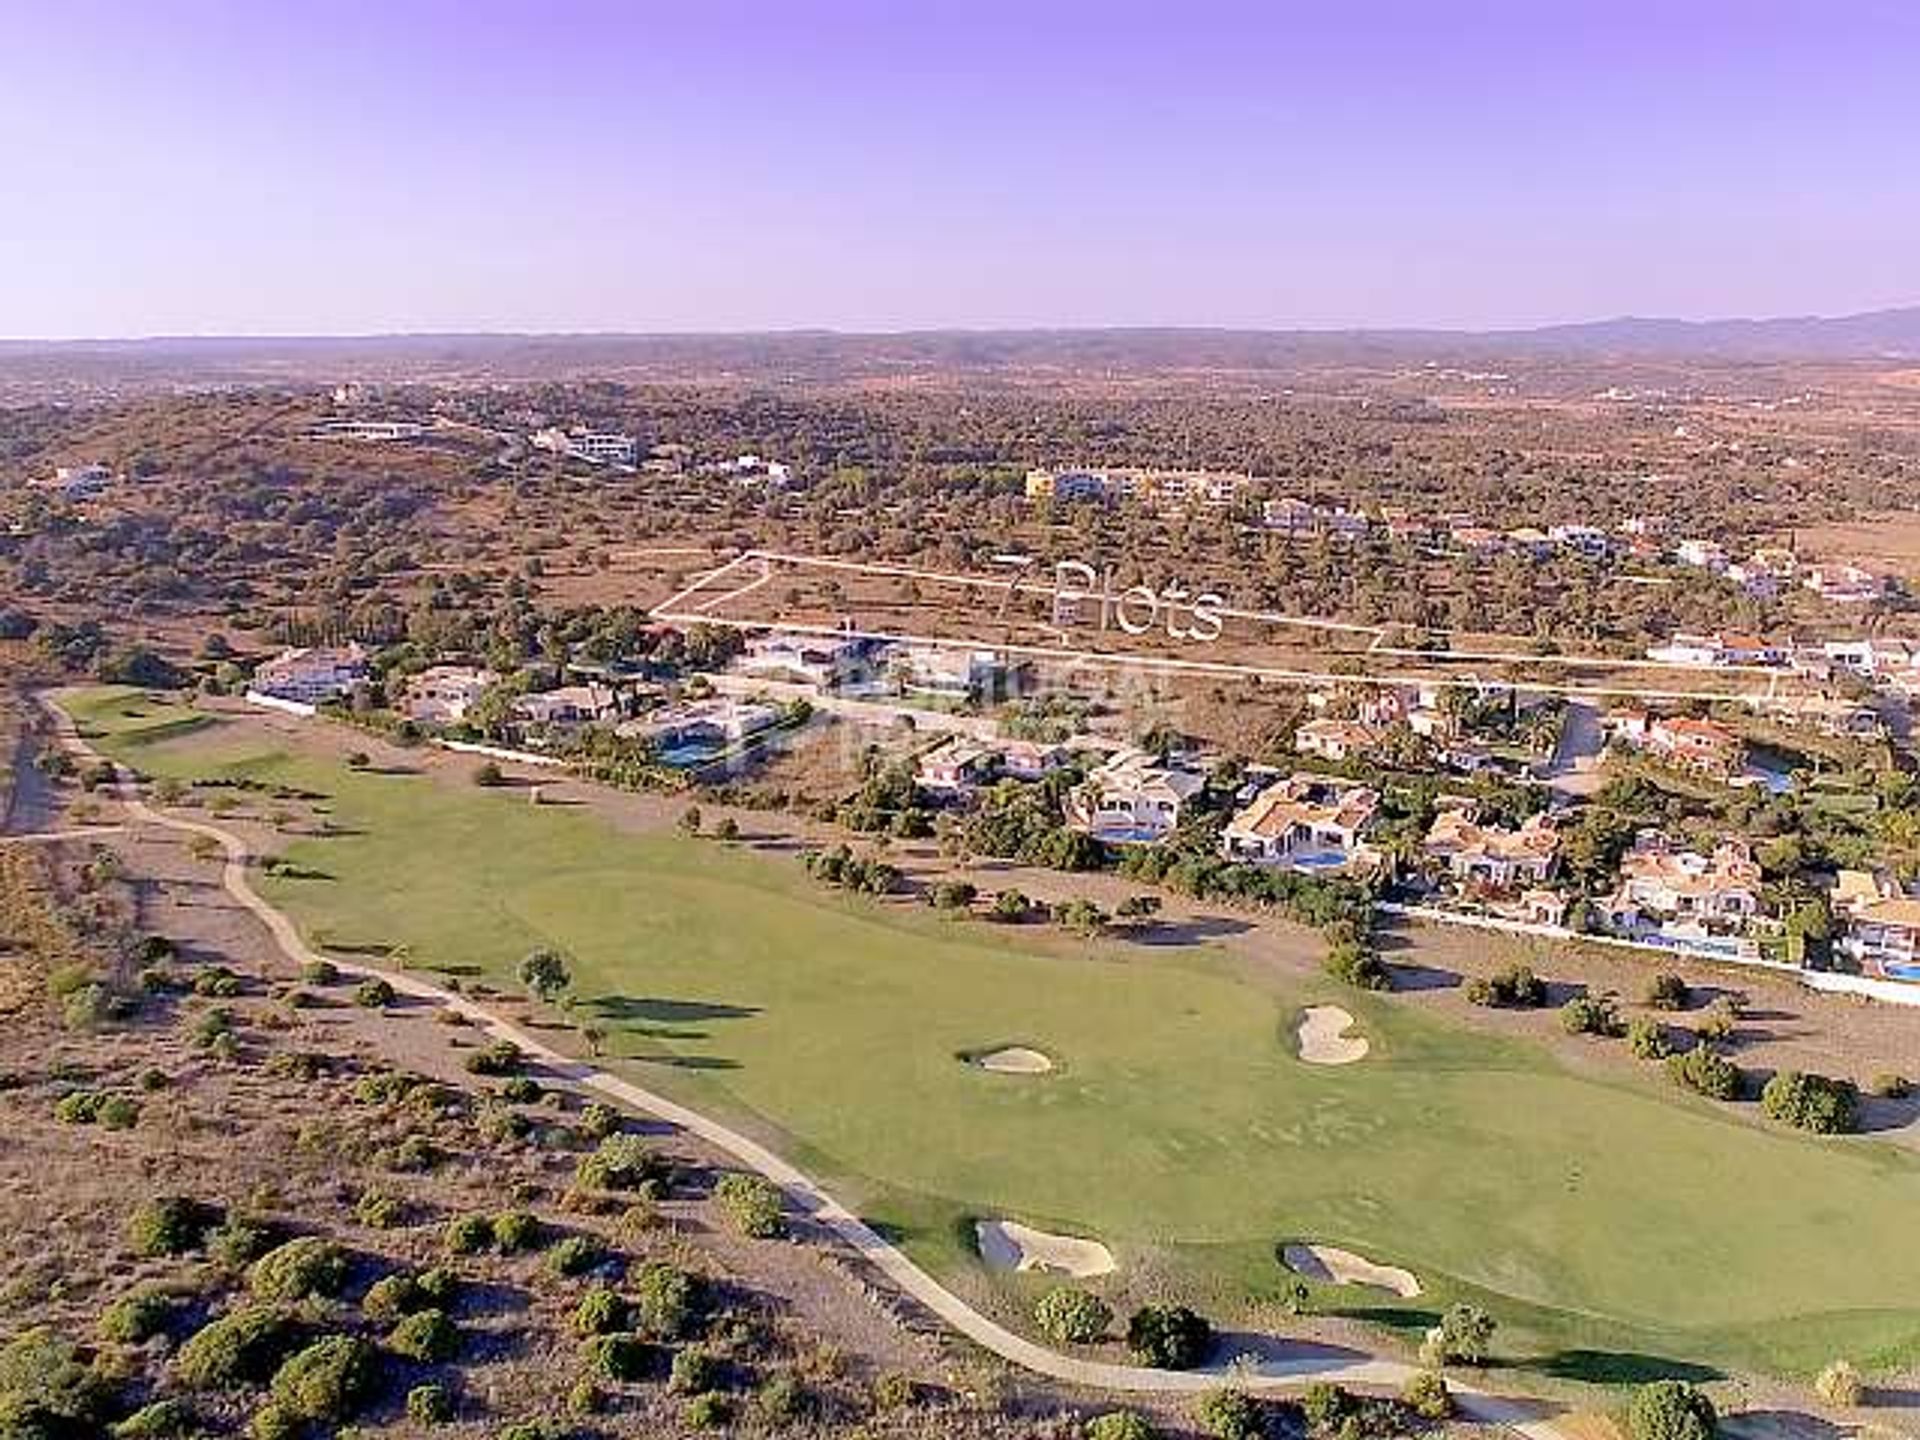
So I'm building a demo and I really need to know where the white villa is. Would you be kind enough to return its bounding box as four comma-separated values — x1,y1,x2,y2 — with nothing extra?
510,684,619,731
1069,750,1205,844
623,697,781,756
402,665,499,725
531,427,639,469
914,736,1001,794
1423,804,1560,889
249,644,369,705
1606,832,1764,931
1220,775,1380,875
1293,717,1381,763
889,643,1007,700
739,631,866,690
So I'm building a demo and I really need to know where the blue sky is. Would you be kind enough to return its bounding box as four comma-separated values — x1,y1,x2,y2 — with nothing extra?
2,0,1915,336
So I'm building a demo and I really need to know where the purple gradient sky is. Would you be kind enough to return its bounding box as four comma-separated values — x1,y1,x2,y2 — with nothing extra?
3,0,1916,337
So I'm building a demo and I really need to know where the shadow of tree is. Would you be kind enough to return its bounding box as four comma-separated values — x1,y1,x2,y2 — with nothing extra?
590,995,761,1025
1516,1349,1722,1386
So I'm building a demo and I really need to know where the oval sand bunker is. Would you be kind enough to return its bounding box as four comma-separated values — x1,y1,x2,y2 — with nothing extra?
1296,1005,1369,1065
970,1045,1055,1075
976,1220,1116,1278
1282,1242,1420,1298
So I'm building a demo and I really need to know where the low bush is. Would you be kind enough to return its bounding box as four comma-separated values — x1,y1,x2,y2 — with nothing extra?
684,1391,731,1428
1125,1304,1212,1370
547,1235,606,1278
1034,1286,1113,1344
1761,1070,1859,1134
354,977,396,1008
1626,1380,1717,1440
444,1214,493,1255
1085,1412,1158,1440
465,1041,524,1077
1643,973,1691,1010
407,1381,455,1422
355,1189,407,1229
1194,1387,1260,1439
362,1273,424,1323
389,1308,460,1363
671,1345,719,1394
575,1134,669,1193
209,1216,276,1268
573,1287,626,1336
1324,941,1390,991
1465,964,1547,1008
491,1210,543,1252
630,1260,698,1339
173,1306,293,1389
1402,1370,1452,1420
714,1172,785,1238
99,1287,175,1343
1667,1045,1742,1101
581,1333,649,1381
248,1237,348,1302
110,1398,196,1438
1627,1017,1672,1060
268,1334,378,1422
1561,993,1626,1037
130,1195,217,1257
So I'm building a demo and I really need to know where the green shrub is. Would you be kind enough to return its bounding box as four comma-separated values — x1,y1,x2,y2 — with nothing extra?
1421,1303,1496,1366
501,1075,544,1104
1085,1411,1159,1440
1195,1388,1260,1439
1561,993,1626,1037
754,1372,810,1423
247,1402,300,1440
1644,973,1691,1010
1033,1286,1113,1344
355,1188,407,1229
1815,1358,1863,1407
491,1209,542,1252
464,1040,524,1077
300,959,339,984
575,1133,669,1193
578,1102,621,1140
1627,1380,1717,1440
671,1345,720,1394
1125,1304,1212,1369
1760,1070,1859,1134
1402,1370,1452,1420
1667,1045,1742,1101
444,1214,493,1255
173,1306,293,1388
1302,1381,1353,1433
354,977,396,1008
362,1273,424,1323
547,1235,605,1278
581,1332,649,1381
209,1216,275,1268
389,1308,460,1363
269,1335,378,1422
1628,1017,1672,1060
0,1327,111,1432
110,1398,196,1438
195,967,243,998
248,1236,348,1302
630,1260,697,1339
54,1090,104,1124
99,1287,175,1343
130,1195,216,1257
684,1391,731,1428
1467,964,1547,1008
416,1266,458,1305
573,1287,626,1336
713,1172,785,1238
567,1377,605,1414
407,1381,454,1423
1325,941,1390,991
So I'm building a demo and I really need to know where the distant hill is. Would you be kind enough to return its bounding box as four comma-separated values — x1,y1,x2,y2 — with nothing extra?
3,306,1917,387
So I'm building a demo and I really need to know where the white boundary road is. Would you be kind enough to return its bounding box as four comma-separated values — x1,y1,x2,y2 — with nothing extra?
41,693,1572,1436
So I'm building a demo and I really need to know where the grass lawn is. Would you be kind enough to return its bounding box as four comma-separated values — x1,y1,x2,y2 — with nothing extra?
69,688,1920,1383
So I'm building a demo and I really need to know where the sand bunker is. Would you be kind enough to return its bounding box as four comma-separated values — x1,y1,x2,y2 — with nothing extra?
970,1045,1055,1075
1282,1242,1420,1298
1296,1005,1369,1064
976,1220,1116,1278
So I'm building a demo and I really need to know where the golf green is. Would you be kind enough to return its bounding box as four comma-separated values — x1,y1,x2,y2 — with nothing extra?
69,688,1920,1379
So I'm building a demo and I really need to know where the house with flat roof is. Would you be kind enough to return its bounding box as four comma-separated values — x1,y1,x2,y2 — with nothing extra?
1220,774,1380,875
1068,750,1205,844
1838,897,1920,981
739,631,866,690
622,697,781,761
531,427,639,469
402,665,499,725
510,684,619,732
249,644,369,705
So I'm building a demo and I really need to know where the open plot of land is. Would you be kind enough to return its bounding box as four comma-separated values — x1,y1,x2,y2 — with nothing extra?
66,687,1920,1383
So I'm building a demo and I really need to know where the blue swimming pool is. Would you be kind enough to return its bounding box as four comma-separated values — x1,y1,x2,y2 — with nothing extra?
1881,961,1920,983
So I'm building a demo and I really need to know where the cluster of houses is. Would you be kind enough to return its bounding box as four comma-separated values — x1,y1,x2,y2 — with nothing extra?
737,631,1014,703
1024,467,1245,509
530,427,640,470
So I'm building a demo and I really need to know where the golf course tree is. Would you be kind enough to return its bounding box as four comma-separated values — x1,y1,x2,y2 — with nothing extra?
1419,1304,1496,1367
517,949,572,1003
1760,1070,1860,1134
1627,1380,1718,1440
1125,1304,1213,1370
